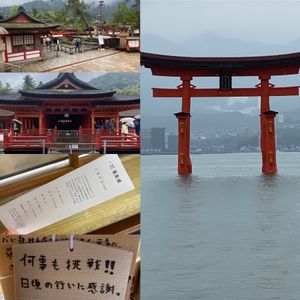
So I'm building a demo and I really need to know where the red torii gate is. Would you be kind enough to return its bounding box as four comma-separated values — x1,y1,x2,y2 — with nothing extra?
141,52,300,175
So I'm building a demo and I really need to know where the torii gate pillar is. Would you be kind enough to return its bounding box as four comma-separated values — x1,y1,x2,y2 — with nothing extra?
260,75,278,174
261,110,278,174
175,112,192,175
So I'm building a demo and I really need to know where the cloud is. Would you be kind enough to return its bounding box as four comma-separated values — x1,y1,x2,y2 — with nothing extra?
227,97,248,107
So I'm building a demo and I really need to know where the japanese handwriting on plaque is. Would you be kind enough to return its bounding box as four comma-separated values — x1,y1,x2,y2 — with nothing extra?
0,235,140,300
0,155,134,234
13,240,133,300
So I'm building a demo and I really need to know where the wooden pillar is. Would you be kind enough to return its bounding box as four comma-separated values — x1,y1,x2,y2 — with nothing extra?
91,109,95,133
69,154,80,168
177,75,192,175
175,112,192,175
115,112,120,135
261,111,278,174
39,109,44,131
259,75,277,174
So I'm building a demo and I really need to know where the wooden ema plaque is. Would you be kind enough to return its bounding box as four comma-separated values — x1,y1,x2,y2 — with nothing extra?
0,235,140,300
13,240,133,300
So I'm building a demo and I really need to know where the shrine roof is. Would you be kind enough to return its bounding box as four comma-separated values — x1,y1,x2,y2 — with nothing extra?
18,73,117,99
0,6,59,31
0,74,140,105
20,89,116,98
37,73,98,90
92,95,140,105
0,93,140,105
0,93,42,105
141,52,300,73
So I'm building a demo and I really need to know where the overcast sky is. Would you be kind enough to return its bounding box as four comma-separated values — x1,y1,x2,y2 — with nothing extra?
0,73,101,90
142,0,300,45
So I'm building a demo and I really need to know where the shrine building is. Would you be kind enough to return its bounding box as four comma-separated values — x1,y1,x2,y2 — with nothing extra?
0,72,139,132
0,6,59,64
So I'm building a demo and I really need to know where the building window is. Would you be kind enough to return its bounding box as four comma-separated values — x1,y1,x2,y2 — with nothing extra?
12,35,35,52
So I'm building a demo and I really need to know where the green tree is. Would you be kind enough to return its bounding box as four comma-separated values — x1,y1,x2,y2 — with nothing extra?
7,5,18,17
32,7,38,18
21,75,36,91
0,82,12,95
65,0,92,36
110,2,139,30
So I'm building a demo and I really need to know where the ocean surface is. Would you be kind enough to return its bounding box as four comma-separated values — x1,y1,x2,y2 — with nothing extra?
142,152,300,300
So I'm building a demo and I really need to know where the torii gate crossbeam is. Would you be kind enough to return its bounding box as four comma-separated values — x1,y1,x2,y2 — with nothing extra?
141,52,300,175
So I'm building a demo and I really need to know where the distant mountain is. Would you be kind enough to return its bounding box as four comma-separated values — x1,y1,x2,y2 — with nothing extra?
0,0,65,16
0,0,131,20
89,73,139,96
142,33,300,57
143,112,259,134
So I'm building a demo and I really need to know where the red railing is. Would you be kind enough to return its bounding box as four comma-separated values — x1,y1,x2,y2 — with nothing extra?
3,135,51,153
2,129,140,152
96,134,140,152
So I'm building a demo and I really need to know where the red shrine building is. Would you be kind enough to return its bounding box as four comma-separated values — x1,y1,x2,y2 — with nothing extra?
0,73,140,153
0,6,59,63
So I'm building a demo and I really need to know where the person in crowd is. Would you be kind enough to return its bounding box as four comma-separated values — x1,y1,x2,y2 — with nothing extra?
75,39,81,53
121,122,129,135
134,118,140,136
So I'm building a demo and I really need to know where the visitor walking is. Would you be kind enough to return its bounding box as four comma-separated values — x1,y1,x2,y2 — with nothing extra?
46,35,51,51
75,38,81,53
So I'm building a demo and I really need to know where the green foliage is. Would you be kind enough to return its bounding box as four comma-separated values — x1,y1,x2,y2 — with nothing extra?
0,81,12,95
115,86,139,96
110,2,139,29
89,73,139,96
21,75,36,91
64,0,92,34
0,0,140,33
0,1,65,17
7,5,18,17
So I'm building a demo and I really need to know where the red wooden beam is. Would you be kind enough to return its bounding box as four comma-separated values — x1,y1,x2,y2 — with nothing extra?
269,86,299,96
153,86,299,98
150,66,300,77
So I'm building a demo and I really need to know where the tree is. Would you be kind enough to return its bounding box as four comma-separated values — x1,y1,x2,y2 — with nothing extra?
110,2,139,30
7,5,18,17
32,8,38,18
65,0,92,36
0,82,12,95
21,75,36,91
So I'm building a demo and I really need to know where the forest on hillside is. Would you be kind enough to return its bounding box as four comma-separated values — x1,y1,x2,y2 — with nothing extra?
89,73,139,96
0,0,140,33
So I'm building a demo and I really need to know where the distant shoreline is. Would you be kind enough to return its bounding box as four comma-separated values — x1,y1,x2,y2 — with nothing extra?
141,150,300,155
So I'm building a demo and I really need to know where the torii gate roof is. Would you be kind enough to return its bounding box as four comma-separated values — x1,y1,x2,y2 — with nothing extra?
141,52,300,76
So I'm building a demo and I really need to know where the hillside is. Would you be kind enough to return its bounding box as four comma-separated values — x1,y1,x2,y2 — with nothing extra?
0,0,65,16
0,0,126,20
89,73,139,96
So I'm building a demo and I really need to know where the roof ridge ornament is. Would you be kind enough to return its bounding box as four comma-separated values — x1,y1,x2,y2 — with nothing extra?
17,6,26,13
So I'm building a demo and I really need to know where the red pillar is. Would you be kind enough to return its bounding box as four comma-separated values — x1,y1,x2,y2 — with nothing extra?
175,112,192,175
91,109,95,134
39,109,44,131
115,112,120,135
259,75,277,174
261,111,278,174
177,75,192,175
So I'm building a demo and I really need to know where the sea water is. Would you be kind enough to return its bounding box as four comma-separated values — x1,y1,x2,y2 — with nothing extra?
142,153,300,300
